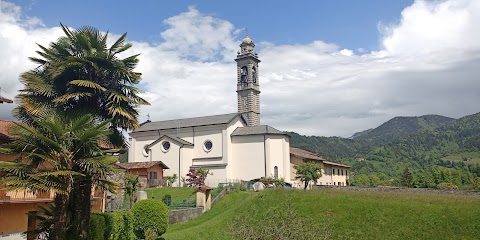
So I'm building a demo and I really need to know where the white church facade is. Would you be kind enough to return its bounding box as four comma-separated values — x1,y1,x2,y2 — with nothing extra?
128,35,292,186
127,35,350,187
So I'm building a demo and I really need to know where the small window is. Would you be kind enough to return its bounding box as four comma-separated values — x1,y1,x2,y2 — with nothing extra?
162,141,171,152
274,166,278,179
333,169,335,175
333,182,336,186
346,170,348,175
341,170,344,176
204,140,213,152
142,145,149,157
149,172,157,180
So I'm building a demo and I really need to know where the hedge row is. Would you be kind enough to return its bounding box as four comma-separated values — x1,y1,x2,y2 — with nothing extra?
90,211,135,240
90,199,168,240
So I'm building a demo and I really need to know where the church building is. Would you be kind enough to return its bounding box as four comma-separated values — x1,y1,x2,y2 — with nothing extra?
128,35,292,186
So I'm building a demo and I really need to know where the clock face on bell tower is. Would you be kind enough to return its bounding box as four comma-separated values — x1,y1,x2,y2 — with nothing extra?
235,35,261,127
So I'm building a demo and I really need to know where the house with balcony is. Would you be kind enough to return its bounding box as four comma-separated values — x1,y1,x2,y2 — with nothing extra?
0,120,106,237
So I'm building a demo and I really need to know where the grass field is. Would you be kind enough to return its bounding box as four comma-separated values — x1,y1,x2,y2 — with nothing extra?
145,187,196,200
443,151,480,164
163,189,480,240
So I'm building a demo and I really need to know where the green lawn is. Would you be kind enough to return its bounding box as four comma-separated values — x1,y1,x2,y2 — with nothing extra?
163,189,480,240
443,151,480,164
145,187,196,200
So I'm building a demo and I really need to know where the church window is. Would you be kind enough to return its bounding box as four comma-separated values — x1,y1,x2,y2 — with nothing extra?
142,145,149,157
240,66,248,84
162,141,171,152
204,140,213,152
252,66,257,83
274,166,278,179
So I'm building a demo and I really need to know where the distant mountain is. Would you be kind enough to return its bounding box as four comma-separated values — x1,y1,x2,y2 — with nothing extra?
287,132,367,159
350,115,455,144
350,128,373,139
288,112,480,178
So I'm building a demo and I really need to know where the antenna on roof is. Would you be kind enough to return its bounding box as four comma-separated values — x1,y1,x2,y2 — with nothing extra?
176,121,180,137
147,113,150,121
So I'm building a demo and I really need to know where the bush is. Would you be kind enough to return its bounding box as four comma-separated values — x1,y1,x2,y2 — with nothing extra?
437,182,459,190
111,210,135,240
232,182,247,191
144,228,158,240
101,213,113,240
90,213,106,240
131,199,169,239
162,194,172,206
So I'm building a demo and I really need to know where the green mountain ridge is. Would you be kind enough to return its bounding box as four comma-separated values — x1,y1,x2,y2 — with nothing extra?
351,114,455,144
288,112,480,184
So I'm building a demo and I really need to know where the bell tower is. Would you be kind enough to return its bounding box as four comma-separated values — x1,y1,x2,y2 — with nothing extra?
235,35,261,126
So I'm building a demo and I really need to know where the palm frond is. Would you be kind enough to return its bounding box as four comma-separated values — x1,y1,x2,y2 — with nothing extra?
68,80,107,92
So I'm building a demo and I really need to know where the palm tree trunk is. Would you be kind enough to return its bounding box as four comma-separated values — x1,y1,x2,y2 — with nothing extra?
70,175,93,240
50,178,71,240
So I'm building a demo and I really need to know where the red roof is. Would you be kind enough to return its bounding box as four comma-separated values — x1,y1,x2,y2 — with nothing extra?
323,160,351,168
290,147,351,168
0,96,13,104
289,147,325,161
116,161,169,170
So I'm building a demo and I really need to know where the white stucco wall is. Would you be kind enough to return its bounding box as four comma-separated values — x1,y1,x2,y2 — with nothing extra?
265,135,290,181
231,135,265,181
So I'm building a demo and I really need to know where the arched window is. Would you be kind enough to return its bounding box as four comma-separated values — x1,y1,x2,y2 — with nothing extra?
274,166,278,179
252,66,257,83
240,66,248,83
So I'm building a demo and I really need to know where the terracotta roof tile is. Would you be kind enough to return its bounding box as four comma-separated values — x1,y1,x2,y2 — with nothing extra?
323,160,351,168
289,147,325,161
116,161,169,170
0,96,13,104
290,147,351,168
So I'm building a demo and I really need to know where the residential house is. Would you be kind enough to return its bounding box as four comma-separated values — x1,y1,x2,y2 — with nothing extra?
290,147,351,187
0,120,105,237
116,161,169,187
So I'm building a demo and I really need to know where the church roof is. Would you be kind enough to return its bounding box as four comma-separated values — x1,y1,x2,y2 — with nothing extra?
132,113,243,133
147,135,193,148
231,125,288,136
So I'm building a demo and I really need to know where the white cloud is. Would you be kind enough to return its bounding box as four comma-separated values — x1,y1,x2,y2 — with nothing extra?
1,1,480,138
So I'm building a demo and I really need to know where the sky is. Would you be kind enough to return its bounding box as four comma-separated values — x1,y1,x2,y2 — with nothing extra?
0,0,479,137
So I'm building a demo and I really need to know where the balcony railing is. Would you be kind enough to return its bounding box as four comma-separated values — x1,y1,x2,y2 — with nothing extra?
147,179,167,187
0,189,54,203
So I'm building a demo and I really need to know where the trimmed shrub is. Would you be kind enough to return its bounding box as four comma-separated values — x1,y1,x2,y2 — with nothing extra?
131,199,169,239
162,194,172,206
111,210,135,240
437,182,459,190
90,213,106,240
101,213,113,240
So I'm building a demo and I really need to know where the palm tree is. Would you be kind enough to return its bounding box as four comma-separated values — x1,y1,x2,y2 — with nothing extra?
12,24,148,238
14,23,149,146
0,112,117,239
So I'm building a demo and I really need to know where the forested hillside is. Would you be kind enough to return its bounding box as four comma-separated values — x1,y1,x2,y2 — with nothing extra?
288,112,480,189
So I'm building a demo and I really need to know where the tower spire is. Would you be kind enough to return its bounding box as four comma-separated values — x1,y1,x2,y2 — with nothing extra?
235,34,261,127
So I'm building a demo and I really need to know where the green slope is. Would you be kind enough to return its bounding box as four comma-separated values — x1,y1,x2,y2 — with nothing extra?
163,189,480,240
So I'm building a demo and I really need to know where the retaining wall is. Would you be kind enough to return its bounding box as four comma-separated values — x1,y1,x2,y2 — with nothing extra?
169,207,204,224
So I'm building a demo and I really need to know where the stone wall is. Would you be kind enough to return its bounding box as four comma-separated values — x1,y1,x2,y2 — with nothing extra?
169,207,204,224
